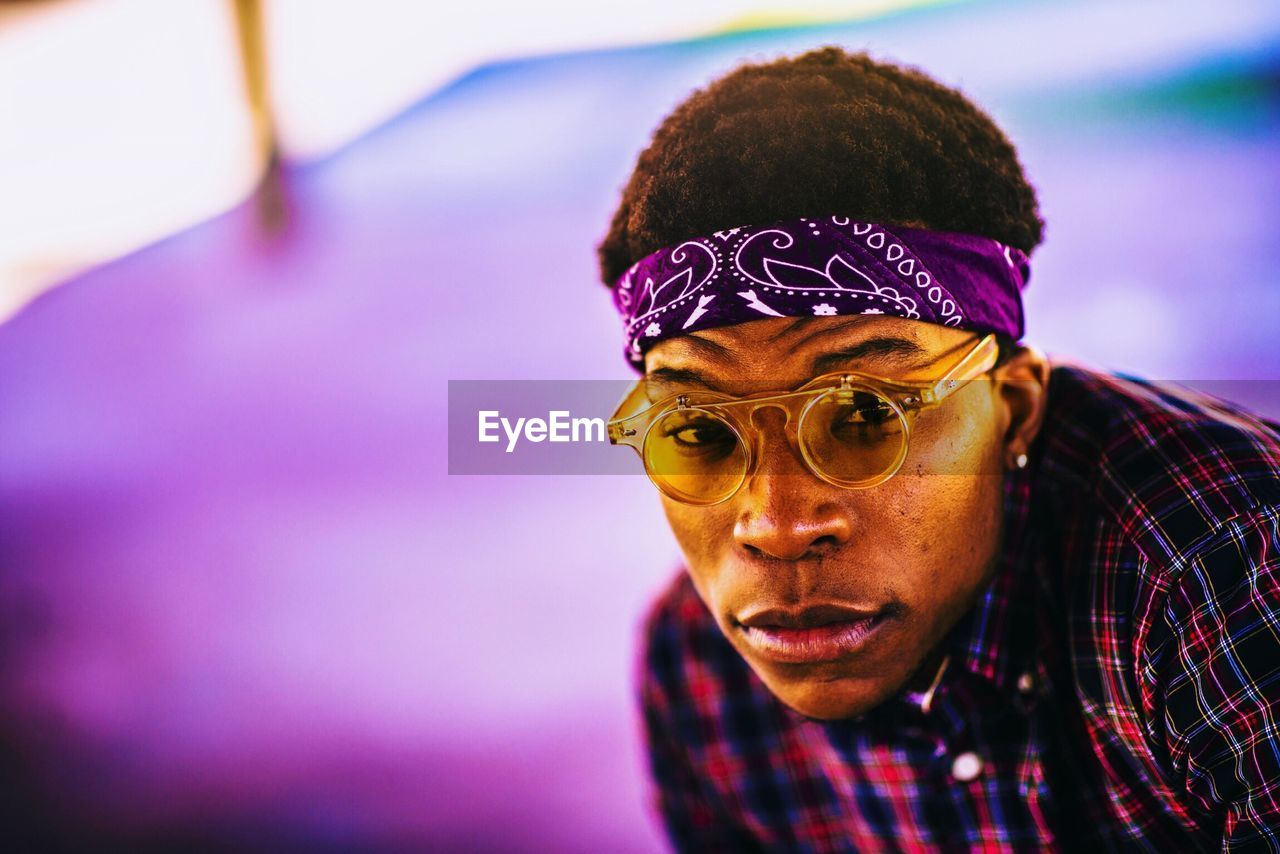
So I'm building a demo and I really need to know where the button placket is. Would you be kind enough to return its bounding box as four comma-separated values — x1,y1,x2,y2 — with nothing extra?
1011,663,1049,715
950,751,984,783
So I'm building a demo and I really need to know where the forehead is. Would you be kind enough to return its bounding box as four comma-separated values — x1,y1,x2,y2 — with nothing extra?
643,316,970,386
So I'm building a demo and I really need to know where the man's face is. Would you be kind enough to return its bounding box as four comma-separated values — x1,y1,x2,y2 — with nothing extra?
644,315,1012,720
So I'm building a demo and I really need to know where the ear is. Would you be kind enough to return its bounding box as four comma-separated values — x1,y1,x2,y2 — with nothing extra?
992,345,1051,467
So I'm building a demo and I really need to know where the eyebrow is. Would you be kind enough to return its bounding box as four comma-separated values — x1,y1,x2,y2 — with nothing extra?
646,335,928,392
810,336,927,374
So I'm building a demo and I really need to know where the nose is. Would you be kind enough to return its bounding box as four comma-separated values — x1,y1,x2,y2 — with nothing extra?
733,408,854,561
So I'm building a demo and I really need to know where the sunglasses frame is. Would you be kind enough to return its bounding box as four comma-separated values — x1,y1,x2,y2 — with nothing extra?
607,333,1000,505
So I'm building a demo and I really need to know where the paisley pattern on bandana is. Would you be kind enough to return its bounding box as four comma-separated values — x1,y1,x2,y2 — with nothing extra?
612,216,1031,370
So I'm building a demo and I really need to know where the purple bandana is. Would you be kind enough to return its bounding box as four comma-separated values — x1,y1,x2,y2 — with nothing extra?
611,215,1031,370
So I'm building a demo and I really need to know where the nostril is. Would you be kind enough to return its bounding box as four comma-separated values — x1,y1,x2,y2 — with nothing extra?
811,535,841,552
738,534,842,562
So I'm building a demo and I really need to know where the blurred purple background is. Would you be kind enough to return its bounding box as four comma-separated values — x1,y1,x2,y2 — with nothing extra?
1,0,1279,849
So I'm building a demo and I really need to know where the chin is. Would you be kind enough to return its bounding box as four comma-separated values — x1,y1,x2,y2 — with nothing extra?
761,667,899,721
783,691,879,721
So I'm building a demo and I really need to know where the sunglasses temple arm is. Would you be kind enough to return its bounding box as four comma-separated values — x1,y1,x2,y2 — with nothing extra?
607,379,654,446
607,416,639,445
926,334,998,403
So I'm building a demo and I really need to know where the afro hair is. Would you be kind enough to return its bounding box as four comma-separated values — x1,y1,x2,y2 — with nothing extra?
597,46,1044,288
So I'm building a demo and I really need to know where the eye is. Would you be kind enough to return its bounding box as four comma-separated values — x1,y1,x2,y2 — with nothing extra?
839,393,895,424
827,392,903,440
663,416,734,448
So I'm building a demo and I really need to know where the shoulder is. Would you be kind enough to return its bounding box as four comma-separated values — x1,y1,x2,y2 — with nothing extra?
635,568,779,756
637,569,744,710
634,571,786,848
1033,367,1280,836
1038,362,1280,568
640,568,714,654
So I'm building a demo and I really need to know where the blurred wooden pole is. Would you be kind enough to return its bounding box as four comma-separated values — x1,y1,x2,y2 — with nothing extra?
231,0,290,236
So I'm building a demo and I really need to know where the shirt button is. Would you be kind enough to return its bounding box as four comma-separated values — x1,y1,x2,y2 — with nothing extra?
951,751,984,783
1017,672,1036,694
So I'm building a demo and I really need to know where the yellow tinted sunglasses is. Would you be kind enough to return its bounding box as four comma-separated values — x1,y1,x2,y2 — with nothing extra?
607,334,998,505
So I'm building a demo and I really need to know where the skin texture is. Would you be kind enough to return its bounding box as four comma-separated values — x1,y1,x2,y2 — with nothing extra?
645,315,1051,720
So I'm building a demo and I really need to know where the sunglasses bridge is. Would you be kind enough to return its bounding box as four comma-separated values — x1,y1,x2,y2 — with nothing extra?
615,373,945,432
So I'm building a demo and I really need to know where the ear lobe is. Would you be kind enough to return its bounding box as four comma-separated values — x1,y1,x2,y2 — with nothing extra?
994,345,1051,464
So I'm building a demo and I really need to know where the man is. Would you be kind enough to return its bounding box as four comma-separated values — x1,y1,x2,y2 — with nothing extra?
598,47,1280,851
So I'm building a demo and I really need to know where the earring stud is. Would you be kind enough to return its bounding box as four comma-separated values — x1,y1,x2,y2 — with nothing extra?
1014,453,1028,470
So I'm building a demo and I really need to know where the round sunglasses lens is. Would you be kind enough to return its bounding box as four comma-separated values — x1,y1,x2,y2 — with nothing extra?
643,408,748,504
800,387,908,485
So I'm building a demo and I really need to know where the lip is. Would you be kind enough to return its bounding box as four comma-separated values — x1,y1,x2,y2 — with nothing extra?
735,604,888,664
738,603,882,629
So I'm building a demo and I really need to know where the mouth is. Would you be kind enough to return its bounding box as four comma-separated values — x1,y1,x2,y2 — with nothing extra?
733,603,889,664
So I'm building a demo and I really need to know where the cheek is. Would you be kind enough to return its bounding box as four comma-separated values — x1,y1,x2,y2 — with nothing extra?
659,499,748,621
899,474,1000,584
914,382,1004,477
660,499,736,576
880,396,1005,597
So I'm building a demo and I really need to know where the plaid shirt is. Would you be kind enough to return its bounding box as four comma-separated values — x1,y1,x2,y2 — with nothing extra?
637,362,1280,852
